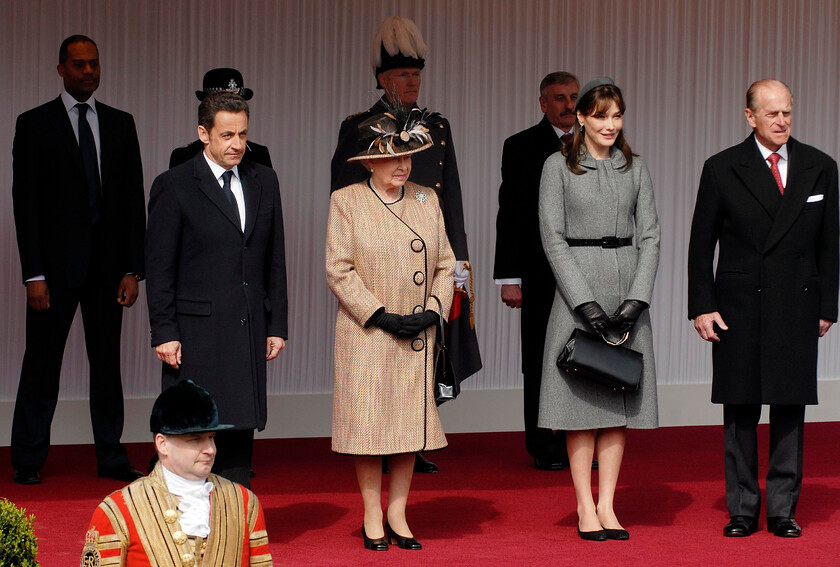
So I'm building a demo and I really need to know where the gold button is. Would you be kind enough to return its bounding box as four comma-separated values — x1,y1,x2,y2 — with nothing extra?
435,183,441,188
173,531,187,545
164,509,179,524
439,123,445,128
440,140,446,146
181,553,196,567
439,161,443,166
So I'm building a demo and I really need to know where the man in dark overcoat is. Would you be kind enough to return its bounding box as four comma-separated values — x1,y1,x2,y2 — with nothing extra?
168,68,273,169
330,16,482,473
493,72,579,470
10,35,146,485
688,79,839,538
146,92,289,488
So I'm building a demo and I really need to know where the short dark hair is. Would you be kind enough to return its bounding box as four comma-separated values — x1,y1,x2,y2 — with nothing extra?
746,78,793,111
198,92,250,131
540,72,579,97
59,35,98,64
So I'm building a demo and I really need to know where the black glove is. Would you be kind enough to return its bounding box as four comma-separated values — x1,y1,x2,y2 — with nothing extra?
367,309,410,337
609,299,649,336
400,311,440,335
575,301,611,338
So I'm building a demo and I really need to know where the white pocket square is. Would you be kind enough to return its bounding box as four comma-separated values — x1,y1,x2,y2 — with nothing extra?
806,194,824,203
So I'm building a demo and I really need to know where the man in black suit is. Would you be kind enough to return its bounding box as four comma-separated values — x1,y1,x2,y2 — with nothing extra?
146,92,288,489
688,79,838,538
330,16,482,474
493,72,579,471
168,68,272,169
10,35,146,484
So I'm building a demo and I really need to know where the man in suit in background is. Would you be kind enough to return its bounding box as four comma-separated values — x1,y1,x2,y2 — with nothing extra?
493,72,579,471
169,68,273,169
688,79,838,538
330,16,482,474
11,35,146,484
146,92,288,489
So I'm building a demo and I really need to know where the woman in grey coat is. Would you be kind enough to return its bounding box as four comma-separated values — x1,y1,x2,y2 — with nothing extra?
538,78,660,541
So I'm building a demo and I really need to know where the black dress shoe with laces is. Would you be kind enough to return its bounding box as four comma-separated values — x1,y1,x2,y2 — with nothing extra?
723,516,757,537
767,517,801,537
534,457,564,471
414,453,438,474
14,469,41,485
97,464,144,482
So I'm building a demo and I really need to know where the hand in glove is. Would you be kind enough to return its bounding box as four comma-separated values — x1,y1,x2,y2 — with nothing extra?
400,311,440,335
575,301,611,338
367,309,409,337
609,300,648,336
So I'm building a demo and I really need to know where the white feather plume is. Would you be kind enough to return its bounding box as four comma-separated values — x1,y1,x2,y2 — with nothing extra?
370,16,428,72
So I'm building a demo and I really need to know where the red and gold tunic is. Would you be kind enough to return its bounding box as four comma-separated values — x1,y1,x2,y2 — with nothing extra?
80,463,271,566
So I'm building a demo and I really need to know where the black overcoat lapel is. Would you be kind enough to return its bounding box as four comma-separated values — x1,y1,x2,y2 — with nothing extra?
192,154,243,233
46,97,85,176
240,161,262,241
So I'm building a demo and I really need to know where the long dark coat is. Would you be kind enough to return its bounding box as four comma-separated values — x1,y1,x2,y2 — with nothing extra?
146,153,289,430
688,135,839,405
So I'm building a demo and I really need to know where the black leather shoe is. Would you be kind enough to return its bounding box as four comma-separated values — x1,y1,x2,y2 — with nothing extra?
414,453,438,474
385,522,422,549
362,526,388,551
534,458,564,471
577,526,607,541
767,517,802,537
603,528,629,540
723,516,757,537
98,464,144,482
14,469,41,485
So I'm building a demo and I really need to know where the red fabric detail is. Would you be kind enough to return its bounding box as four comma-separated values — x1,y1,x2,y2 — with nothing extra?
768,152,785,194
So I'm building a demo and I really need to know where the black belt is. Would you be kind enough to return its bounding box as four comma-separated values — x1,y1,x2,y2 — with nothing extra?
566,237,632,249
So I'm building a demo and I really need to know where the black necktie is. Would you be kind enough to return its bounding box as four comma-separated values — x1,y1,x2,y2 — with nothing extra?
221,170,242,229
76,103,101,223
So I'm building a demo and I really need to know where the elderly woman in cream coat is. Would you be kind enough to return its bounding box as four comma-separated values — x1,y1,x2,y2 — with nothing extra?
326,108,454,551
538,78,660,541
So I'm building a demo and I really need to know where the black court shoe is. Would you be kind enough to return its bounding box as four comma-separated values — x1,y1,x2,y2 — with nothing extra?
385,522,422,549
362,526,388,551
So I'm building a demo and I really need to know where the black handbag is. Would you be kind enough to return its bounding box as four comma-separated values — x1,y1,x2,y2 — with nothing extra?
556,328,643,391
431,296,459,405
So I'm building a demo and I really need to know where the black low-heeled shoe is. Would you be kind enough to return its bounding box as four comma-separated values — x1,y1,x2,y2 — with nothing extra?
577,526,607,541
603,528,630,540
385,522,422,550
362,526,388,551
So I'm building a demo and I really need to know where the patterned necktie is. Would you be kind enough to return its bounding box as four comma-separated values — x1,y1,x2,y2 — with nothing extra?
221,170,242,228
76,103,101,223
767,152,784,195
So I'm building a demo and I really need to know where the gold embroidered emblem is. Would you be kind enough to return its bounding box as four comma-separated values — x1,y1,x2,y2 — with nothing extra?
173,530,188,545
181,552,196,567
415,190,428,203
164,509,179,524
80,529,101,567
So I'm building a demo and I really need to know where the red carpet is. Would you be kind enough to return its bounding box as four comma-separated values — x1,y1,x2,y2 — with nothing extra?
2,424,840,566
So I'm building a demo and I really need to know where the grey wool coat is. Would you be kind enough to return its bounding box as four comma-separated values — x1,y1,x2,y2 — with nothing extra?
537,148,661,430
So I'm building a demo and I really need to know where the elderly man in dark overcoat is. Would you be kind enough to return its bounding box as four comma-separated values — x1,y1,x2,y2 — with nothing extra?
688,79,839,538
146,92,288,488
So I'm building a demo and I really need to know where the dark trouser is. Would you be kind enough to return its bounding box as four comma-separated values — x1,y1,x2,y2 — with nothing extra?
521,279,567,463
11,277,129,472
213,429,255,488
723,404,805,520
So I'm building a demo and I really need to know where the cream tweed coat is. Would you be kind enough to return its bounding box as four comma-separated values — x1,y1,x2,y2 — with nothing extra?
538,148,661,430
327,181,455,455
